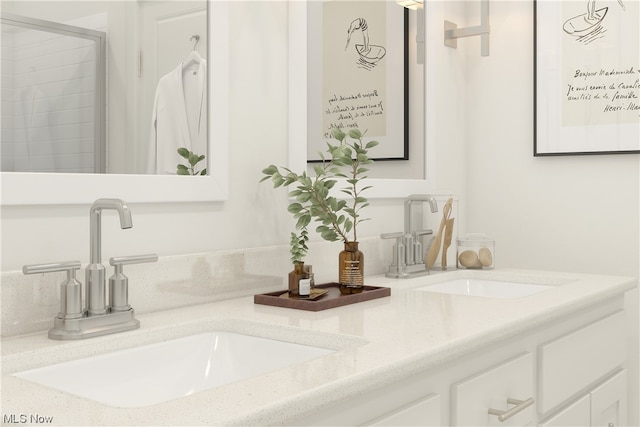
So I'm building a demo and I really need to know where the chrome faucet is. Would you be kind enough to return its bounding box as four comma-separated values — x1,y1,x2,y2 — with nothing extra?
86,198,133,315
404,194,438,237
381,194,438,278
403,194,438,265
22,198,157,340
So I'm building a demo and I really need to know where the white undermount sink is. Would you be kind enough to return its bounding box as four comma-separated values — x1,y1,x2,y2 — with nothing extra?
14,331,334,407
414,278,554,299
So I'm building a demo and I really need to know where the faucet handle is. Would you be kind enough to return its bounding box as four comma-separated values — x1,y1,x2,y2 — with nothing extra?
23,260,81,275
381,232,403,240
109,254,158,268
380,233,405,268
414,229,433,237
23,261,84,319
409,230,433,265
108,254,158,312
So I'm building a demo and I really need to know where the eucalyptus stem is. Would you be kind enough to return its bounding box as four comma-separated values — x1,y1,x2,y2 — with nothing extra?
311,174,350,243
261,127,378,245
350,171,359,243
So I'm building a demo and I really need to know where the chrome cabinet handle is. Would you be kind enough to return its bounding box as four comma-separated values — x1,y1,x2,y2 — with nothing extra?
488,397,535,422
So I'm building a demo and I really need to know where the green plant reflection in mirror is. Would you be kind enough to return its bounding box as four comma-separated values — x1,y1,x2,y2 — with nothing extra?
176,148,206,176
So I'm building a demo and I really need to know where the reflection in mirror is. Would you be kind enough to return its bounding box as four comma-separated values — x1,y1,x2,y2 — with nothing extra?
0,1,207,176
1,13,106,173
0,1,229,205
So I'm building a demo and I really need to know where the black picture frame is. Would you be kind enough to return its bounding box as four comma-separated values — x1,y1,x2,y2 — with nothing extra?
534,0,640,156
307,4,409,162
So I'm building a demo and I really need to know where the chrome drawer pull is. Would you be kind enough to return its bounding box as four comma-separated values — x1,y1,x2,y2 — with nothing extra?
488,397,535,422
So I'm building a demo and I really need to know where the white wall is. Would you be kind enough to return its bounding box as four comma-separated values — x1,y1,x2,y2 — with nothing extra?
462,0,639,277
1,0,636,288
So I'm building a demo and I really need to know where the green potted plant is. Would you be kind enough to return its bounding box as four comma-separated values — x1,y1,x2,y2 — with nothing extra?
287,228,310,297
289,228,309,266
261,128,378,294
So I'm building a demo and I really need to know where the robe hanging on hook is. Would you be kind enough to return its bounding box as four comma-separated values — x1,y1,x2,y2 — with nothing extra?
444,0,490,56
190,34,200,51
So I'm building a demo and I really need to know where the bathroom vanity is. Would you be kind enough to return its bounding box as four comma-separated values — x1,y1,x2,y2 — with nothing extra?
1,269,635,426
291,290,628,426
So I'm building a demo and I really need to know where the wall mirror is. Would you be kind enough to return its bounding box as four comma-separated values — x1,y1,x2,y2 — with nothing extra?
0,0,228,204
289,0,435,198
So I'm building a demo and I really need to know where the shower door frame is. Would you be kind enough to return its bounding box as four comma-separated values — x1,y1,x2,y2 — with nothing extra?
1,12,107,173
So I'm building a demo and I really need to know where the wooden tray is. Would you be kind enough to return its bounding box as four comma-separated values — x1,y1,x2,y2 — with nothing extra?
254,282,391,312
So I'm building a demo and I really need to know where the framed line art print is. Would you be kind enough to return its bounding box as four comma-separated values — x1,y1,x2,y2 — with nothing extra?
534,0,640,156
307,1,409,162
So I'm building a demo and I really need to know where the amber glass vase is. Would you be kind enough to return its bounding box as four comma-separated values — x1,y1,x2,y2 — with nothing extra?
339,241,364,294
288,262,309,297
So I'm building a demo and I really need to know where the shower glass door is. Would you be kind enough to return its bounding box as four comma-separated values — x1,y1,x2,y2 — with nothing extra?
0,13,105,173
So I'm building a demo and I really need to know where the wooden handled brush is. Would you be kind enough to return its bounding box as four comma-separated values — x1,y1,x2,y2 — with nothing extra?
425,197,453,270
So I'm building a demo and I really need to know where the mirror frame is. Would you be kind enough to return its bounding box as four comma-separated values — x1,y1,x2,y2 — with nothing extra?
288,1,435,199
0,1,229,205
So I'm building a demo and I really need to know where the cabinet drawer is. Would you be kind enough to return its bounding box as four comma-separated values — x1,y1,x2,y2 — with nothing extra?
368,394,440,426
538,311,626,414
538,394,590,427
452,353,534,426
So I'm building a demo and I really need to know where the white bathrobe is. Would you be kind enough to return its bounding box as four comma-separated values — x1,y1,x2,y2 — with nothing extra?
148,59,207,174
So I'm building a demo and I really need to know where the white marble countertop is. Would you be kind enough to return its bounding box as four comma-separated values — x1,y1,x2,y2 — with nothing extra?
1,268,636,426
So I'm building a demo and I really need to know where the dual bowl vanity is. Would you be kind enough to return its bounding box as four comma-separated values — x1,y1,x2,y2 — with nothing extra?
1,269,636,426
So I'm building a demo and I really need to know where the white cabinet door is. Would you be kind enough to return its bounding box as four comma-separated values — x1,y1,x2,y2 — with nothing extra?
368,394,440,426
538,311,626,414
452,353,534,426
591,370,627,427
538,394,590,427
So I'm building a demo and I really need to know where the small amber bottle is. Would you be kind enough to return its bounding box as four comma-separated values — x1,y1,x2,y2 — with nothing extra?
339,241,363,294
288,262,310,297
